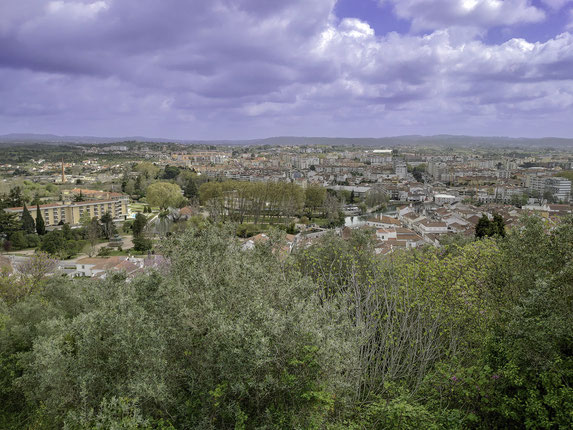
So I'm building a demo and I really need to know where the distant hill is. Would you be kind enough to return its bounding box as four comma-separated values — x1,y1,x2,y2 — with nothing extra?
0,133,178,145
1,133,572,149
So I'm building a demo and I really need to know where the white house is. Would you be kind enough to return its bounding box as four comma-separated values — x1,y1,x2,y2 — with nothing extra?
434,193,456,205
417,220,449,235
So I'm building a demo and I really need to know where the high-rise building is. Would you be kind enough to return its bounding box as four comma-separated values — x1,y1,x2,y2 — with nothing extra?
527,175,571,202
395,163,407,179
545,177,571,202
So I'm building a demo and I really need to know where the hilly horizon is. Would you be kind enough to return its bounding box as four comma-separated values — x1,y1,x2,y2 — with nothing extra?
2,133,573,149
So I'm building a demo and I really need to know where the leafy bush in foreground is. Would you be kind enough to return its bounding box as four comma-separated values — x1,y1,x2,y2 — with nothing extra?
0,217,571,429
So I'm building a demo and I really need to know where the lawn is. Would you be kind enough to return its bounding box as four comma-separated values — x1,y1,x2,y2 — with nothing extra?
100,249,150,257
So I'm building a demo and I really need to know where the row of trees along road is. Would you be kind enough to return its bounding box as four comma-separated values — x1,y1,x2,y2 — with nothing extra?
198,181,343,225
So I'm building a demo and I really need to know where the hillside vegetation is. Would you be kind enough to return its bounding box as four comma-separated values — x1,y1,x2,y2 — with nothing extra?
1,216,572,429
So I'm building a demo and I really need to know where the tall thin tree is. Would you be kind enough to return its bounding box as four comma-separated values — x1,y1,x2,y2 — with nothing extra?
22,203,36,234
35,204,46,235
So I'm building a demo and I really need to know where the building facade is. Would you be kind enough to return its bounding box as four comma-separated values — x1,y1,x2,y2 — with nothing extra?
527,175,571,202
5,196,129,227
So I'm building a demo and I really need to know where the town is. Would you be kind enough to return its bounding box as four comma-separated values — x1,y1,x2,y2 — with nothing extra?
1,138,571,278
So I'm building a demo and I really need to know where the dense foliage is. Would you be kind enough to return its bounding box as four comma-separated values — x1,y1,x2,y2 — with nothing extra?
0,216,571,429
198,181,344,226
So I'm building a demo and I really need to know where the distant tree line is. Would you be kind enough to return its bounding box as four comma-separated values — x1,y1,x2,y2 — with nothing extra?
198,181,345,226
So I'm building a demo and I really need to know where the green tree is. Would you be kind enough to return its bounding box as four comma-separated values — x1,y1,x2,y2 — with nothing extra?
16,251,58,289
365,186,388,209
162,165,180,180
21,204,35,234
146,182,185,210
324,194,343,226
134,162,160,179
25,234,40,248
9,231,27,250
304,185,326,215
133,236,152,252
9,226,356,428
124,178,136,196
39,230,67,256
132,213,148,238
35,204,46,235
83,216,101,257
183,178,198,199
0,211,20,236
100,212,115,240
8,186,24,207
492,213,506,237
62,223,73,240
134,175,144,197
476,213,505,239
2,215,571,429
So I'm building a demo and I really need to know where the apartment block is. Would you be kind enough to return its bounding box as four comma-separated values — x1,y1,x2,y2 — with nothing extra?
5,196,129,227
527,175,571,202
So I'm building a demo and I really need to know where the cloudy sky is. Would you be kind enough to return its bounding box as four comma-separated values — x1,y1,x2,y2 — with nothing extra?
1,0,573,139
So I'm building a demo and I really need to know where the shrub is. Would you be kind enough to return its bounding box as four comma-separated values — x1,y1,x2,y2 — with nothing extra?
133,236,152,252
25,234,40,249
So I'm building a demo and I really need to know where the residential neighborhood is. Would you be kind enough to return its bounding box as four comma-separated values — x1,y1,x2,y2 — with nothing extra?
1,139,572,280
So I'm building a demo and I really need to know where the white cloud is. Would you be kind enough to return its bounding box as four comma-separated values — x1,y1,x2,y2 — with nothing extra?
47,1,109,20
382,0,545,31
567,9,573,30
540,0,573,10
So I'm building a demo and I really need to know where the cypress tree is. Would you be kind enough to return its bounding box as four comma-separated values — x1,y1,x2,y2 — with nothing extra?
184,178,198,199
475,214,491,239
493,213,506,237
22,203,36,234
36,204,46,235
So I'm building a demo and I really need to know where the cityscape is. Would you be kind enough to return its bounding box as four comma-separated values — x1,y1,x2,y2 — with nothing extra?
1,138,572,272
1,0,573,428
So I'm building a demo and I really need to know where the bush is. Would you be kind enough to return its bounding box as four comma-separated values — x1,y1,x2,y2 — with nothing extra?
8,231,27,250
122,220,134,234
133,236,152,252
1,217,571,428
25,234,40,248
2,239,12,252
39,230,86,259
236,224,261,238
4,226,356,428
39,230,67,255
362,392,439,430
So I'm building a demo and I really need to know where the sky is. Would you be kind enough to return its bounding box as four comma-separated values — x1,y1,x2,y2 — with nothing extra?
1,0,573,140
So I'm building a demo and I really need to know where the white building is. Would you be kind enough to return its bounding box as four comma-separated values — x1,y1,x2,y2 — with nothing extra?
545,177,571,202
527,175,571,202
417,220,449,235
395,163,408,179
434,193,456,205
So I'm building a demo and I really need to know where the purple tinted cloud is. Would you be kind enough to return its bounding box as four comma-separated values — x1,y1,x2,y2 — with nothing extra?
0,0,572,138
381,0,545,32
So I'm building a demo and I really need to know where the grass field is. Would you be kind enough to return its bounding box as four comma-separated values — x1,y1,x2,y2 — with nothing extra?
129,202,159,214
